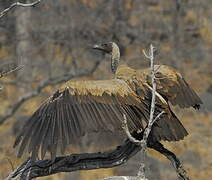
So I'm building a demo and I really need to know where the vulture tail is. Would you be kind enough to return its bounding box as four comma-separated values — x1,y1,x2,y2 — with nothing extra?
180,77,203,110
150,110,188,142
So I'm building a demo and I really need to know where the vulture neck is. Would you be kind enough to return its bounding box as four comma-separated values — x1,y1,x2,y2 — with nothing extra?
111,43,120,74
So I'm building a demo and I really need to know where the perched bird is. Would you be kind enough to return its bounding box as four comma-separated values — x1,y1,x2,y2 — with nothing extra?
14,42,202,160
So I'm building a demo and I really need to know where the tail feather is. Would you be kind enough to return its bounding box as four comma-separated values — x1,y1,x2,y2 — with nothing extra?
150,110,188,142
180,78,203,109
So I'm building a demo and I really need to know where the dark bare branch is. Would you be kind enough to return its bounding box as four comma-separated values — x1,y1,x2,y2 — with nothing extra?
6,138,142,180
0,0,43,18
0,61,100,125
7,132,190,180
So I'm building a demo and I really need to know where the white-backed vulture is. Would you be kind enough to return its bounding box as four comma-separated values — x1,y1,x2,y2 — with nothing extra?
14,42,202,160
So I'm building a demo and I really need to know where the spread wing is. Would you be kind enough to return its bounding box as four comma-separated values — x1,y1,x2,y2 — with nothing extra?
142,65,202,109
14,79,148,160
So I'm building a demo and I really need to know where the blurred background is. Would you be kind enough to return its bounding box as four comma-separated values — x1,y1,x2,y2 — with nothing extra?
0,0,211,179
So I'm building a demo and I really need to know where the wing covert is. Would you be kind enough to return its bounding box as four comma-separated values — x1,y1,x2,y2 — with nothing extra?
141,65,202,109
14,79,147,160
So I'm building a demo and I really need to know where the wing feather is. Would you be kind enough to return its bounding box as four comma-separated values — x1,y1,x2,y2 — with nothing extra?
17,116,38,157
14,79,145,160
63,103,75,143
57,100,66,154
40,110,52,159
92,102,109,130
142,65,202,109
25,112,46,154
87,103,101,130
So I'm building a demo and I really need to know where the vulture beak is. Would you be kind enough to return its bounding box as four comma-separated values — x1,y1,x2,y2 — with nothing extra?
92,44,104,51
92,43,111,54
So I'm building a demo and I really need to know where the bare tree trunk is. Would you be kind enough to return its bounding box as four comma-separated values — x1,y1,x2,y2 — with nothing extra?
15,0,33,91
171,0,187,71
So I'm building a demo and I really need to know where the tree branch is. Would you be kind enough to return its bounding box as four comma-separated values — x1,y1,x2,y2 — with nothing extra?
136,44,189,180
122,114,141,145
0,61,100,125
0,62,24,91
7,131,190,180
121,45,164,180
136,45,162,179
0,0,43,18
6,138,142,180
0,62,23,79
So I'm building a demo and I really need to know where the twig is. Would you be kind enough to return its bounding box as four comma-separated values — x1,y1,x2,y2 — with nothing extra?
137,44,164,179
0,61,100,125
135,45,153,179
154,77,166,80
152,111,164,123
154,65,162,73
122,45,164,180
0,63,24,91
124,44,190,180
122,114,141,145
1,65,24,78
0,0,43,18
0,63,23,79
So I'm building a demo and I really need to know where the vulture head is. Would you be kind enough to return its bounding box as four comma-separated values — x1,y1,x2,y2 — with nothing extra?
93,42,113,54
93,42,120,74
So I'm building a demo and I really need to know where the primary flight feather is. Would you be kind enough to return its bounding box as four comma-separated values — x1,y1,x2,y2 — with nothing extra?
14,42,202,160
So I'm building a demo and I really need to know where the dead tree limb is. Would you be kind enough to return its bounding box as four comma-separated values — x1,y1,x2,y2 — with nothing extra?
137,44,189,180
100,132,191,180
0,61,100,125
0,0,43,18
6,138,142,180
137,45,163,179
0,62,23,79
0,62,23,91
122,114,141,145
121,45,165,180
6,132,190,180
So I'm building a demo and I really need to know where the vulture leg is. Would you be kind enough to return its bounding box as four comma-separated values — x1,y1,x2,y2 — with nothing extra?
147,139,190,180
130,131,190,180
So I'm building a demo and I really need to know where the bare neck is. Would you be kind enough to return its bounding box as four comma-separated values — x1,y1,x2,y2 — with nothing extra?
111,43,120,74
